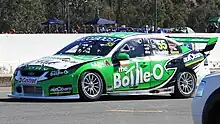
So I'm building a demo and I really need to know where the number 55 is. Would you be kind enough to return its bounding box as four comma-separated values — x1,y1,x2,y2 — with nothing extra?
158,40,167,50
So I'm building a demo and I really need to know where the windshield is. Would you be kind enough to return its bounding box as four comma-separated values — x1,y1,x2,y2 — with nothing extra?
56,36,122,56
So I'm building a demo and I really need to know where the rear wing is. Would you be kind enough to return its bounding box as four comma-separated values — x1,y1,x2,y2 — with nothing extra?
201,37,218,53
166,36,218,53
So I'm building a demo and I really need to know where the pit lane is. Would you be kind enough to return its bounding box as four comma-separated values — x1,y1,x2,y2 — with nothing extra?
0,90,193,124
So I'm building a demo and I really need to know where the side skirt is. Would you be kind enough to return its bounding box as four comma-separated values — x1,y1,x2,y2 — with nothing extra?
107,86,174,96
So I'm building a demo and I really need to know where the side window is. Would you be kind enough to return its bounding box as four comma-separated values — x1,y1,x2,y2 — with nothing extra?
143,38,151,55
167,40,180,54
150,38,169,55
119,38,145,58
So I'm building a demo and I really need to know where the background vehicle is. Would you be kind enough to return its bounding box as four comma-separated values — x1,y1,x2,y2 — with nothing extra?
8,32,217,101
192,73,220,124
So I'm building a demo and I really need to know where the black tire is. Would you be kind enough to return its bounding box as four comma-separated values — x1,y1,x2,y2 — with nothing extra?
78,71,104,101
171,71,197,98
203,93,220,124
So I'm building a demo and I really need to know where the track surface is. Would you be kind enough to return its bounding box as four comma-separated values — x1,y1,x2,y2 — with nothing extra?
0,91,193,124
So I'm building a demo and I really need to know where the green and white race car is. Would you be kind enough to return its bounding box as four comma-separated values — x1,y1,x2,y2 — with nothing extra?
8,32,218,101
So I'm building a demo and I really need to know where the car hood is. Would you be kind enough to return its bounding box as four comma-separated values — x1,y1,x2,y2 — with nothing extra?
19,54,103,70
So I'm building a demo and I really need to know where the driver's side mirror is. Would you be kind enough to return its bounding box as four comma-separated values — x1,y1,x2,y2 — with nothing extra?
116,53,130,60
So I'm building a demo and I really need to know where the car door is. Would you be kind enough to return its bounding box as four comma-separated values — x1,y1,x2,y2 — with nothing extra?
149,38,177,88
112,38,146,91
131,38,152,90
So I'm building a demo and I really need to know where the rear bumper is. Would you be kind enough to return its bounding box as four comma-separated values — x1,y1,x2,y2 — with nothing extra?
8,94,80,100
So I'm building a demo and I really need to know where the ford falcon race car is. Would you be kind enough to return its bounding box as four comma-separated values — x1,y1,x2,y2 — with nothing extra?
8,32,218,101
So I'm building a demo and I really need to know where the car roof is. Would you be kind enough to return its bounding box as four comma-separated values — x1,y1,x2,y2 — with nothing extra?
92,32,176,40
93,32,144,39
86,32,182,45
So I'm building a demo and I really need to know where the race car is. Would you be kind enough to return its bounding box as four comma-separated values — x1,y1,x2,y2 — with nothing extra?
8,32,218,101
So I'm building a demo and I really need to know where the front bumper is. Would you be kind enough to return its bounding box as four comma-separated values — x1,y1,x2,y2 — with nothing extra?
8,94,79,99
11,72,79,98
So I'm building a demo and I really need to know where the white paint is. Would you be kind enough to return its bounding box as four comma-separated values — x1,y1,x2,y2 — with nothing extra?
18,55,86,69
152,64,164,80
113,63,163,89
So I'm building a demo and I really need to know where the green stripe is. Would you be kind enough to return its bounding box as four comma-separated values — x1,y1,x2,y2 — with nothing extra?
169,37,218,44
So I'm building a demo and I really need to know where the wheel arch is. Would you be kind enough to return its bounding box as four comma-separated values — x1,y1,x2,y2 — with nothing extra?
78,69,107,94
180,67,197,80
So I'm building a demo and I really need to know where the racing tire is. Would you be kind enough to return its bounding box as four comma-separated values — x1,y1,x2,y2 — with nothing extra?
78,71,104,101
171,71,197,98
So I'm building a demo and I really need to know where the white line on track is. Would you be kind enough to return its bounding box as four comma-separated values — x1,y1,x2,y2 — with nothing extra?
105,109,163,113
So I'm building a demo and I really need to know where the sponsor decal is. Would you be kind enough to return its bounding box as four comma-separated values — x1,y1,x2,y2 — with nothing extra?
49,85,72,96
113,63,164,89
42,56,71,62
118,67,128,72
27,72,35,76
35,60,60,65
50,70,69,77
104,60,111,66
183,53,203,63
78,36,122,42
18,77,37,84
41,56,83,63
91,61,105,68
169,44,179,54
27,66,50,71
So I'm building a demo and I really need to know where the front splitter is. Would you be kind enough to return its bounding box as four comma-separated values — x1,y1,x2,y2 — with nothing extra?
8,94,80,100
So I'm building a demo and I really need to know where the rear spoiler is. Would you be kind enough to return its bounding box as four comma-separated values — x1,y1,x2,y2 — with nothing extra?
167,36,218,53
200,37,218,53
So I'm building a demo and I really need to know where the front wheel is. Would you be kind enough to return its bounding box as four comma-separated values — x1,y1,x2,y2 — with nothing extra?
78,71,104,101
172,71,196,98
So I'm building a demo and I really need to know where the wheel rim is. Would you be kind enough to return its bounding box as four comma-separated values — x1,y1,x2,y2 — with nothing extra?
177,72,195,95
81,73,102,98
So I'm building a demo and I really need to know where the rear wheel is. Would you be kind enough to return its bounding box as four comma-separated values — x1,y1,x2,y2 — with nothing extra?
78,71,103,101
172,71,196,98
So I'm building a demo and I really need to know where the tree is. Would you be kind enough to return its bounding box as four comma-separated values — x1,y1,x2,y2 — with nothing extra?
0,0,219,33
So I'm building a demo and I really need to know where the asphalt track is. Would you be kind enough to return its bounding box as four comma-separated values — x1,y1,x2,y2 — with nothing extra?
0,90,193,124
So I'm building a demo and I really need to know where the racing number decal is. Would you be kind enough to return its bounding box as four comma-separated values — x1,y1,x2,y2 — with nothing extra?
157,40,168,50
